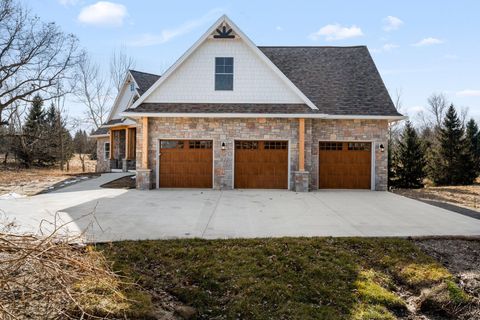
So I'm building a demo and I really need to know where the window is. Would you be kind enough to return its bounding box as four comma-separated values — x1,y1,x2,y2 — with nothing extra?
161,140,184,149
189,140,212,149
104,142,110,160
319,142,343,151
348,142,371,151
264,141,288,150
235,141,258,150
129,83,135,92
215,57,233,90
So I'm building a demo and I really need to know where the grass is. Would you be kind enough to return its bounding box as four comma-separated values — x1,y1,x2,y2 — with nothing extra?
98,237,474,319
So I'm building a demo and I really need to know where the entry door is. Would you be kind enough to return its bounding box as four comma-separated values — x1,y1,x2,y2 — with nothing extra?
318,141,371,189
234,140,288,189
159,140,213,188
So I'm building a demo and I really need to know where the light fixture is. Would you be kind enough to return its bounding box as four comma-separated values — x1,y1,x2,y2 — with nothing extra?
379,144,385,152
221,142,226,150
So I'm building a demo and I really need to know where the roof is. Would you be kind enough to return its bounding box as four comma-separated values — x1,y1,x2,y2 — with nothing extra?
258,46,400,116
90,127,109,137
125,103,312,114
104,119,125,126
129,70,161,95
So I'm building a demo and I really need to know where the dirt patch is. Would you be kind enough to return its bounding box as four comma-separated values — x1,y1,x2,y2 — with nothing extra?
101,175,136,189
414,239,480,319
0,155,98,196
393,185,480,214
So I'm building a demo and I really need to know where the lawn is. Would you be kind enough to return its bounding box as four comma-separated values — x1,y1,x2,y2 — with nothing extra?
99,237,479,319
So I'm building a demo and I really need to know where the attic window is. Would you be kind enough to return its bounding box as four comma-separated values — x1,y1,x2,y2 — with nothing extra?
215,57,233,91
129,83,135,92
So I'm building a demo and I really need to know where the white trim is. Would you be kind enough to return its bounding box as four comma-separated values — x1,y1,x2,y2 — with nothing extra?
232,138,291,190
105,72,138,123
121,111,406,121
317,139,375,190
156,138,215,189
90,134,109,138
129,15,318,110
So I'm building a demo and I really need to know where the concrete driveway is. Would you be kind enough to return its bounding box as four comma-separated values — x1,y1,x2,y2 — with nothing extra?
1,173,480,242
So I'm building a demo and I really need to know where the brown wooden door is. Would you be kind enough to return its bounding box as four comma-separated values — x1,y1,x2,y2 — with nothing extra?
319,142,371,189
159,140,212,188
234,140,288,189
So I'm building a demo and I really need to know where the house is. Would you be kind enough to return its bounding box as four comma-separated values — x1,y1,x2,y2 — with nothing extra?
92,15,404,192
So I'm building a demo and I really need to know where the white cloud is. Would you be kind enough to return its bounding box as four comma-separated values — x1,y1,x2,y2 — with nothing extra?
383,16,403,31
309,24,363,41
412,37,444,46
382,43,399,51
58,0,79,5
128,9,223,47
78,1,127,27
276,26,283,31
457,89,480,97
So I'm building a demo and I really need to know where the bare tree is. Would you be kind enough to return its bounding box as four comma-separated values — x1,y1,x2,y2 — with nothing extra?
427,93,448,128
0,0,80,124
110,45,135,93
74,53,112,130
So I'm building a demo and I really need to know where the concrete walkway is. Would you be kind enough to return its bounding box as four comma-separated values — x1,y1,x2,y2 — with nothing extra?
1,173,479,242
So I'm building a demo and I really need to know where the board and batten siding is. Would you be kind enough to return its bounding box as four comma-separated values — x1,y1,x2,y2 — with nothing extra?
144,38,303,104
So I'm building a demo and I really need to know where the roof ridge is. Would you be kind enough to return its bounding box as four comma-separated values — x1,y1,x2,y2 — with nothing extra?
129,69,161,77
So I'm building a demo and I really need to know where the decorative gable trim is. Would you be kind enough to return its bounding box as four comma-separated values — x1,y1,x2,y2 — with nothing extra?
130,15,318,110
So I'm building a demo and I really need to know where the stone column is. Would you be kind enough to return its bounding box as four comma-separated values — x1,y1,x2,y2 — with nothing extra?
294,118,310,192
137,117,152,190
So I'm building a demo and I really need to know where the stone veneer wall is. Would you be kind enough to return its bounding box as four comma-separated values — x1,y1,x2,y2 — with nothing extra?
310,119,389,191
95,137,110,172
137,117,299,190
136,117,389,191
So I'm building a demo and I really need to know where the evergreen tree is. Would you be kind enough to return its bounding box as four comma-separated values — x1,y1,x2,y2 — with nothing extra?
73,130,89,172
466,118,480,174
393,121,426,188
430,105,476,185
15,95,46,167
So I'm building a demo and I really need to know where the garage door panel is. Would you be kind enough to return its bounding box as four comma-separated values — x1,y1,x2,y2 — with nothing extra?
159,140,212,188
319,141,371,189
235,140,288,189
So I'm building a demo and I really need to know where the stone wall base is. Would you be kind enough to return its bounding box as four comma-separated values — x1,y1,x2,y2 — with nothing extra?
294,171,310,192
136,169,153,190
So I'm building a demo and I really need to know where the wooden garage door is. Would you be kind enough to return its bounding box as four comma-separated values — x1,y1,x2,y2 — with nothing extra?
319,142,371,189
235,140,288,189
159,140,212,188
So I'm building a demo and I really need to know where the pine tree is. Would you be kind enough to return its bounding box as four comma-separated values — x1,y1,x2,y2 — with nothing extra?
430,105,476,185
15,95,46,167
73,130,89,172
466,118,480,174
393,121,426,188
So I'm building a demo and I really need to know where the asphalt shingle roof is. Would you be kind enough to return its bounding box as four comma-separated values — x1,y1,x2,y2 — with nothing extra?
125,103,312,114
129,70,161,95
258,46,401,116
90,127,109,136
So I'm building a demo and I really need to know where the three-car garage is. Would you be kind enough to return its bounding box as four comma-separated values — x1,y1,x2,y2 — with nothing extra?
157,139,373,190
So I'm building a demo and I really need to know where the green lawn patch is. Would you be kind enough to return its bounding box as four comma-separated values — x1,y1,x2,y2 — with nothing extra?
98,238,473,319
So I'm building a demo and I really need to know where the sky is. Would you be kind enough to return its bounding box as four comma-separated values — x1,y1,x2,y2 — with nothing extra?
25,0,480,127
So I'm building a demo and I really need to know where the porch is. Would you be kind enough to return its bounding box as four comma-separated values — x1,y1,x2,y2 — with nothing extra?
109,126,136,172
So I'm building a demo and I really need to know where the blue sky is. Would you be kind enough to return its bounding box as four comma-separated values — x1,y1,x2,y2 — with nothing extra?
27,0,480,124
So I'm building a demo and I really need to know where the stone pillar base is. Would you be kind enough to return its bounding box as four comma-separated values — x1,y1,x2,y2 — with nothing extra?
136,169,153,190
294,171,310,192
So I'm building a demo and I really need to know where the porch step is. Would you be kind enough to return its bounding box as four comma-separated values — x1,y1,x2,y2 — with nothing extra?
111,169,123,173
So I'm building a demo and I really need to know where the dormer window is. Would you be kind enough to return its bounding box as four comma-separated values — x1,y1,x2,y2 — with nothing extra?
215,57,233,91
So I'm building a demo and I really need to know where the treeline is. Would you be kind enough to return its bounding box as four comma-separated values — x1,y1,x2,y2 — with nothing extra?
0,95,95,171
389,101,479,188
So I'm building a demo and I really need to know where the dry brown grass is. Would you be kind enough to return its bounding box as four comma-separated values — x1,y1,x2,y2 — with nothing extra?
0,154,97,196
393,184,480,211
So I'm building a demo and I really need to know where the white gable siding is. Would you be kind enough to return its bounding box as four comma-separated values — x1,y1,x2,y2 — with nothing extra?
110,81,137,120
144,38,303,104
